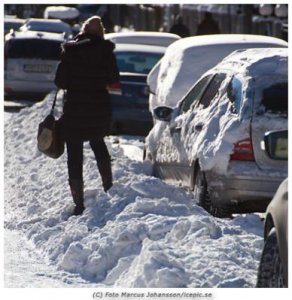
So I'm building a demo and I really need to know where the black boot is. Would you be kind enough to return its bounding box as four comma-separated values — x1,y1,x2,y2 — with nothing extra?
69,179,85,215
97,159,113,192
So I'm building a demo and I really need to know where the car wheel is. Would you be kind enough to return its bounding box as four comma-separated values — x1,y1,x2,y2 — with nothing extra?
193,166,211,211
256,228,286,287
193,165,231,218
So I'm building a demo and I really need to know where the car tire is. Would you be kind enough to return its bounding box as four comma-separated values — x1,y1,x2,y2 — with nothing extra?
193,166,211,211
256,228,286,288
193,165,231,218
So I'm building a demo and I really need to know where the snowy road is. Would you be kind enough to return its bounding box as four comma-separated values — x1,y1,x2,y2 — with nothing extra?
4,93,265,289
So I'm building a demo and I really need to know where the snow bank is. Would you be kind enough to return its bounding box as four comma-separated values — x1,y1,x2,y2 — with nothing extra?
5,92,264,287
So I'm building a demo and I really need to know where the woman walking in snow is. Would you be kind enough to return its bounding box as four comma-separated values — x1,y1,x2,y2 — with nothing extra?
54,16,120,215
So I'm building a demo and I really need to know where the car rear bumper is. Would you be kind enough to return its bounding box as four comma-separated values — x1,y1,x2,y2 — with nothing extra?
206,162,287,213
5,79,56,97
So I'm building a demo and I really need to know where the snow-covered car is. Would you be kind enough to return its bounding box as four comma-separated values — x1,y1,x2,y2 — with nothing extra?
147,34,288,112
4,31,64,98
105,31,180,47
257,177,288,288
19,18,73,39
43,5,80,22
145,48,288,217
108,43,165,136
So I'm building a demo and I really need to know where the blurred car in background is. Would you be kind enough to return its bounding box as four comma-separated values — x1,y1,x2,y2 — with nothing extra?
44,5,80,23
147,34,288,113
108,43,165,136
4,31,64,99
145,48,288,217
105,31,180,47
4,16,25,35
19,18,73,39
257,177,288,288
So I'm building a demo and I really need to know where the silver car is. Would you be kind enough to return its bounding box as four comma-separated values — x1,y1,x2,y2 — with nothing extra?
145,48,288,217
4,30,64,99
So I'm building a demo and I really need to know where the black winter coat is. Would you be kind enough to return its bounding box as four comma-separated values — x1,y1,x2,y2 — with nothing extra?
54,33,120,142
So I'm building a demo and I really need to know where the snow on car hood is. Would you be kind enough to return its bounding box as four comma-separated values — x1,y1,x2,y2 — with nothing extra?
4,92,264,288
147,48,288,174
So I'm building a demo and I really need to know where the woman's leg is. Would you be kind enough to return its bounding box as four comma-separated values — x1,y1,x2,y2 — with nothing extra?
66,141,84,215
66,140,83,180
89,138,112,192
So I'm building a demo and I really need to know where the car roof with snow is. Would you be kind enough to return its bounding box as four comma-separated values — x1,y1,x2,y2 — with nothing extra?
5,30,66,42
148,34,288,109
20,18,72,33
114,43,166,54
167,34,288,51
43,6,80,19
106,31,180,47
209,47,288,77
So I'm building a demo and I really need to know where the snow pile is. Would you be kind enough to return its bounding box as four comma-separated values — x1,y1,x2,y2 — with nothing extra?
5,92,264,287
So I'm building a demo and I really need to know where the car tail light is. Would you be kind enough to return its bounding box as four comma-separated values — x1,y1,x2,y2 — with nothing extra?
230,138,255,161
108,82,122,95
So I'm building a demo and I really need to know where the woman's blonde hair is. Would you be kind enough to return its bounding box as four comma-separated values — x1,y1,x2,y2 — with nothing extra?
80,16,105,38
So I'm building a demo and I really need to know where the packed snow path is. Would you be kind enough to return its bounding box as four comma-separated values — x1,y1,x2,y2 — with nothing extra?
4,92,264,288
4,229,98,287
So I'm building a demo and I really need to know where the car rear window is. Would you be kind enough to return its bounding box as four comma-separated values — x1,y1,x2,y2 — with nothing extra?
261,82,288,115
116,52,163,74
5,38,62,60
4,20,24,32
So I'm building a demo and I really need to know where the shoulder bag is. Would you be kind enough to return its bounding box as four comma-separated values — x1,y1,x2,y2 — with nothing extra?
37,90,64,159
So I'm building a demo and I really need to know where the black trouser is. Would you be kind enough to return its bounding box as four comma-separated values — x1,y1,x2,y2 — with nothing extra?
66,138,111,180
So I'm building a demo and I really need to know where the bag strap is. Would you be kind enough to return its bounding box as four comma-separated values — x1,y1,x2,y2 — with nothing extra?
50,90,59,115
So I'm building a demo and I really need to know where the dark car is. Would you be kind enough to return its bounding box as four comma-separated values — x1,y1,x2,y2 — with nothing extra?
257,175,288,288
108,43,165,136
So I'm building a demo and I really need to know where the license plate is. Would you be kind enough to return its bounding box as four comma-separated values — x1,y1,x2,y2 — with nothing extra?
23,64,52,73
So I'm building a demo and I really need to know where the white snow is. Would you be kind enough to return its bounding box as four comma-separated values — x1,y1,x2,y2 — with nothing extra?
3,91,268,290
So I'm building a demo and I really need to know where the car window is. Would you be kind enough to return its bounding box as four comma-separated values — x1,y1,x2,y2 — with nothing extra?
116,52,163,74
4,20,24,32
198,73,227,108
179,75,213,114
6,39,62,60
261,82,288,115
227,76,242,114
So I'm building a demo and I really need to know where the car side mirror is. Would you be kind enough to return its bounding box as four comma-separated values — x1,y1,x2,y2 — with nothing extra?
261,130,288,160
153,106,173,122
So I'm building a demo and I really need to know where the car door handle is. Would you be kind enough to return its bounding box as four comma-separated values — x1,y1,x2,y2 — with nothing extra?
195,124,203,131
170,126,181,135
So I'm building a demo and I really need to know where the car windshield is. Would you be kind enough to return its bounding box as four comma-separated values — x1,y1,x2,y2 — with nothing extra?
6,39,62,60
115,51,163,74
260,81,288,115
